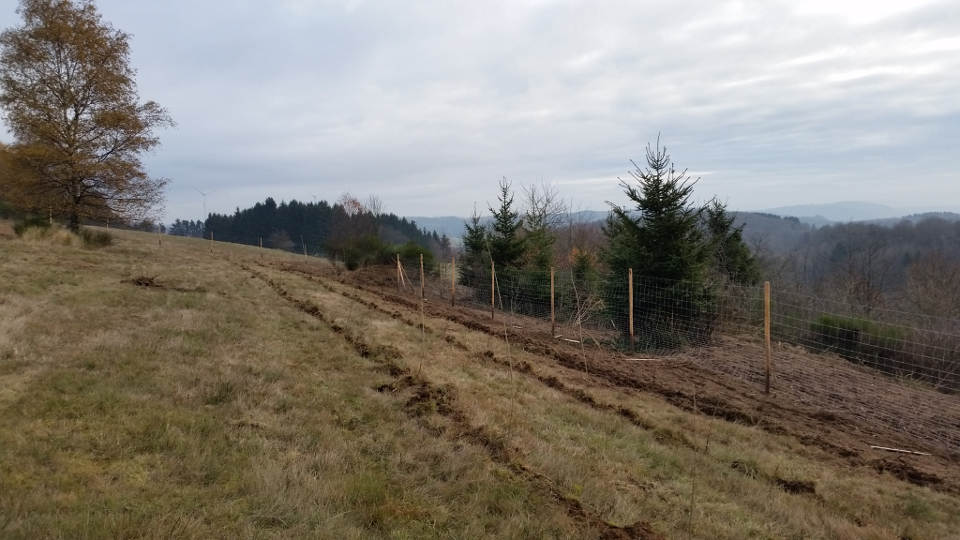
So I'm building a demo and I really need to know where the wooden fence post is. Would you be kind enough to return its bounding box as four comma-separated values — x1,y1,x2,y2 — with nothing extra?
490,260,495,319
764,281,772,394
419,254,426,341
628,268,635,350
550,267,555,337
301,235,307,260
259,236,263,249
451,255,456,307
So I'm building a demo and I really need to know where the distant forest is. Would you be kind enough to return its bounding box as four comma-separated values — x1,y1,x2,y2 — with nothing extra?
169,196,451,263
752,215,960,318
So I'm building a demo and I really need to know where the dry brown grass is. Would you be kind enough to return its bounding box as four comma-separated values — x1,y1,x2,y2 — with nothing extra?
268,264,960,540
1,228,959,539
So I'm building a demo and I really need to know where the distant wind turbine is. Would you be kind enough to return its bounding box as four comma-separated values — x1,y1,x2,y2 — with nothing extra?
192,187,212,220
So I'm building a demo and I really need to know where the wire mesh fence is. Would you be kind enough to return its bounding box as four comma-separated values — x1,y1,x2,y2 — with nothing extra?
385,256,960,452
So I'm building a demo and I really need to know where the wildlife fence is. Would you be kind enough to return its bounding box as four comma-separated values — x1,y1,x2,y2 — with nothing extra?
390,256,960,452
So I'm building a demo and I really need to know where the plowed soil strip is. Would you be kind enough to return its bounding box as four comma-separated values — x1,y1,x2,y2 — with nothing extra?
282,263,959,494
243,264,660,539
279,264,844,497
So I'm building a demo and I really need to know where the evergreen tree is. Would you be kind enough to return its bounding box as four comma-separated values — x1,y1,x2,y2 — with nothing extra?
603,139,706,282
459,207,488,287
487,178,525,270
603,138,714,349
704,199,760,284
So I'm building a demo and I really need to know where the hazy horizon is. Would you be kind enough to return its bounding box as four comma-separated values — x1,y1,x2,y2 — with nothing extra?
2,0,958,221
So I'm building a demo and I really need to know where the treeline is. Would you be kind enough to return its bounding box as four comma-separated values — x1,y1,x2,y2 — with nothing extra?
181,196,451,268
457,141,759,349
757,217,960,318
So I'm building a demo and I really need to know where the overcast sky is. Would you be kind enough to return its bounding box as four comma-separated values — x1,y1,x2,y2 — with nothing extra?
2,0,958,221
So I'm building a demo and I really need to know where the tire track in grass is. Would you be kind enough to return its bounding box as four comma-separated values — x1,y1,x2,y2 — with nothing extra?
243,263,661,540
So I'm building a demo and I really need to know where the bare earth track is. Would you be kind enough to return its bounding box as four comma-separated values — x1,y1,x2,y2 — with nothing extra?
279,261,960,496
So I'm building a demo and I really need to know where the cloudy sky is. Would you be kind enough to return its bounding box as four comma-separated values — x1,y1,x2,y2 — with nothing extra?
2,0,958,221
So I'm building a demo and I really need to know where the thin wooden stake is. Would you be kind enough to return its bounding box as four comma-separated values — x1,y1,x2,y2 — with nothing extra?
419,253,425,302
550,266,556,337
396,254,401,290
628,268,635,350
301,235,308,260
869,445,931,456
490,260,495,320
451,255,456,307
418,253,426,374
764,280,772,394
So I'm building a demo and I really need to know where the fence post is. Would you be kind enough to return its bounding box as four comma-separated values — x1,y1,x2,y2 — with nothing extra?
301,235,308,260
550,267,555,337
628,268,635,350
420,254,426,339
259,236,263,249
396,254,401,290
490,260,496,319
764,280,772,394
451,255,456,307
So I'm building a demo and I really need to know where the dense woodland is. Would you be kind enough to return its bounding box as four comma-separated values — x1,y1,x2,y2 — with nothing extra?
174,196,451,268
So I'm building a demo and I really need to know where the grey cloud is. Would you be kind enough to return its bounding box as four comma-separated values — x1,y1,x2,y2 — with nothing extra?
0,0,957,221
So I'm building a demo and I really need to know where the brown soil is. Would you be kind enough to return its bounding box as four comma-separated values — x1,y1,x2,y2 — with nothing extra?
284,262,960,496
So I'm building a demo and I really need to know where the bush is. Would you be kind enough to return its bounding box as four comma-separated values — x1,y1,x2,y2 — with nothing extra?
80,228,113,248
809,314,904,370
19,224,80,247
13,215,50,236
394,241,433,267
342,234,392,270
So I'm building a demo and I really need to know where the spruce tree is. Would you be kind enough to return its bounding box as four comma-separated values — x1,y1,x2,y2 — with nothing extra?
704,199,760,284
603,139,706,282
603,138,713,349
487,178,525,270
459,207,488,287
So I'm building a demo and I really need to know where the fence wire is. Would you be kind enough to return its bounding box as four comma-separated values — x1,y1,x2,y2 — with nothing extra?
385,258,960,452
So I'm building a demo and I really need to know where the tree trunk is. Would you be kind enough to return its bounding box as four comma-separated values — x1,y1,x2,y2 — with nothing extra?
68,205,80,232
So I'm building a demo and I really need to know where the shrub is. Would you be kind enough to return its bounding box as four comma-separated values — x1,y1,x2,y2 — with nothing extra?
343,234,392,270
19,224,80,246
809,314,904,370
13,215,50,236
394,241,433,267
80,228,113,248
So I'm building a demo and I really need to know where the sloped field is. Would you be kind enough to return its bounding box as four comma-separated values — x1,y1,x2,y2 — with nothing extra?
1,228,959,539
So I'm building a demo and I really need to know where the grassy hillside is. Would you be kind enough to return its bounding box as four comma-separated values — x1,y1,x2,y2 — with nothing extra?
1,226,959,539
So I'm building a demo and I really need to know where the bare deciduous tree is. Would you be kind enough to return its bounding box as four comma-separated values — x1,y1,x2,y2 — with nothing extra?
338,192,365,217
905,252,960,319
365,194,383,218
0,0,173,231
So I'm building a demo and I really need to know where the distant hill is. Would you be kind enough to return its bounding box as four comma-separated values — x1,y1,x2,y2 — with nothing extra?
761,201,901,223
731,212,812,254
410,210,610,243
409,207,959,257
864,212,960,227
